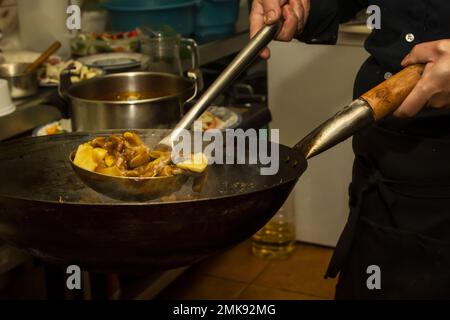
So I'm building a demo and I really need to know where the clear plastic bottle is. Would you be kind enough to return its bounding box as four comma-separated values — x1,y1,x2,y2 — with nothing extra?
252,195,296,259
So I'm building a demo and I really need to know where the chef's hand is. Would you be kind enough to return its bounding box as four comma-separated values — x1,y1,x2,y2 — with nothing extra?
395,40,450,117
249,0,310,59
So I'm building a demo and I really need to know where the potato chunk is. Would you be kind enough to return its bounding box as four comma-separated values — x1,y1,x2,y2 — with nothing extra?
93,148,108,162
176,153,208,173
96,166,123,177
73,144,98,172
105,155,116,167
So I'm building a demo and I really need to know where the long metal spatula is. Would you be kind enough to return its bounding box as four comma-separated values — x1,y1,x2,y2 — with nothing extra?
297,64,425,159
157,23,280,149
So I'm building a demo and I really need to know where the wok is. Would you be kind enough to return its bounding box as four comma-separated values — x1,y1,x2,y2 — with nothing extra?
0,130,306,272
0,61,424,273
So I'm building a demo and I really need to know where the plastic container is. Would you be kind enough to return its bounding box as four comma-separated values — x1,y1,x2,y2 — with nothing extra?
81,10,108,33
102,0,197,36
195,0,240,41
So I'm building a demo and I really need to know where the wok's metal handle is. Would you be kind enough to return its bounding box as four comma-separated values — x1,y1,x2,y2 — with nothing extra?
296,64,425,159
160,23,280,147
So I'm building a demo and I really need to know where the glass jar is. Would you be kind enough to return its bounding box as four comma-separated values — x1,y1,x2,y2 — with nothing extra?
252,194,296,259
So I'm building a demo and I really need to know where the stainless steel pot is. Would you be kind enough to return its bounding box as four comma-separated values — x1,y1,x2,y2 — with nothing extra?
65,71,198,131
0,63,39,99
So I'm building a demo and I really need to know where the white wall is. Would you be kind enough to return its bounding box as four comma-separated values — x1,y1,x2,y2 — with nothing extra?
268,34,369,246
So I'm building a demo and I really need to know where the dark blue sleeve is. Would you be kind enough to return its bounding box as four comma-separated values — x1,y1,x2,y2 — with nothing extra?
297,0,368,44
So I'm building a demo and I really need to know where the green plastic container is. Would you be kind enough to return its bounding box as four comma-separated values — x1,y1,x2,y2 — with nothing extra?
102,0,197,36
195,0,240,41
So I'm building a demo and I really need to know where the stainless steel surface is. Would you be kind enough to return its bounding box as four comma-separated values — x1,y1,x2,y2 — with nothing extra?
295,99,374,159
0,100,62,141
160,24,280,148
0,63,39,99
66,72,198,131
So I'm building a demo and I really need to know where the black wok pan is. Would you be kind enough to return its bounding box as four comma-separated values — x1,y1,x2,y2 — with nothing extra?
0,130,306,272
0,64,423,273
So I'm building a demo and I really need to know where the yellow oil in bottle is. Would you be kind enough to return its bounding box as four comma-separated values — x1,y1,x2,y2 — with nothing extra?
252,219,296,259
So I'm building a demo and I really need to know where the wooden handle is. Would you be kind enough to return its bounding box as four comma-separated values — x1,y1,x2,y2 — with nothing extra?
25,41,61,74
360,64,425,120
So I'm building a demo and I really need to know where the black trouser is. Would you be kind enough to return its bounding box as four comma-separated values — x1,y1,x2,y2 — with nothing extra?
326,123,450,299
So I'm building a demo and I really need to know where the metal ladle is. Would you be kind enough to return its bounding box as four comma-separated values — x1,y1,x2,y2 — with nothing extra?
70,24,281,201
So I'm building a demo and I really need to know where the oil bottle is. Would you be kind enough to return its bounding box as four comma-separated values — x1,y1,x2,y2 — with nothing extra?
252,195,296,259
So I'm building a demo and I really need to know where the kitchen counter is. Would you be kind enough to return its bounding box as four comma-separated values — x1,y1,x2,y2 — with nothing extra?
0,88,64,141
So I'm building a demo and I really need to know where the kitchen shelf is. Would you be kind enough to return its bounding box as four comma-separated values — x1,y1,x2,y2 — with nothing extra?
338,23,371,47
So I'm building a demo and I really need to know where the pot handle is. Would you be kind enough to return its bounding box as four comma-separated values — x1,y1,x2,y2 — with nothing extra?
186,70,200,103
180,69,201,116
58,67,73,101
181,38,199,72
181,37,204,94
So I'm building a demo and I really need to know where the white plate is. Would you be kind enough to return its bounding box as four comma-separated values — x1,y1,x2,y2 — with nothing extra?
32,119,72,137
194,106,241,131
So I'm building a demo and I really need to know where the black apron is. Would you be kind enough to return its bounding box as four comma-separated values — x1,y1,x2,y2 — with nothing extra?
299,0,450,299
325,120,450,299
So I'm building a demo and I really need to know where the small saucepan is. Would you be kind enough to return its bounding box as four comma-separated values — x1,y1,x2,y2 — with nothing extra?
0,63,39,99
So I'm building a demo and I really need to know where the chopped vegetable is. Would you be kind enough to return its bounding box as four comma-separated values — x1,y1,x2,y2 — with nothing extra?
73,132,208,178
40,60,102,85
176,153,208,173
73,144,98,172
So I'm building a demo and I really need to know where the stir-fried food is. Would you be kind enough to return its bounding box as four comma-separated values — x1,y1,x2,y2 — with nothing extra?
73,131,207,178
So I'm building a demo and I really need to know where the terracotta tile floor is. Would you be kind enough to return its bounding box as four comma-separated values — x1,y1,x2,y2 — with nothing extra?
157,240,337,300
